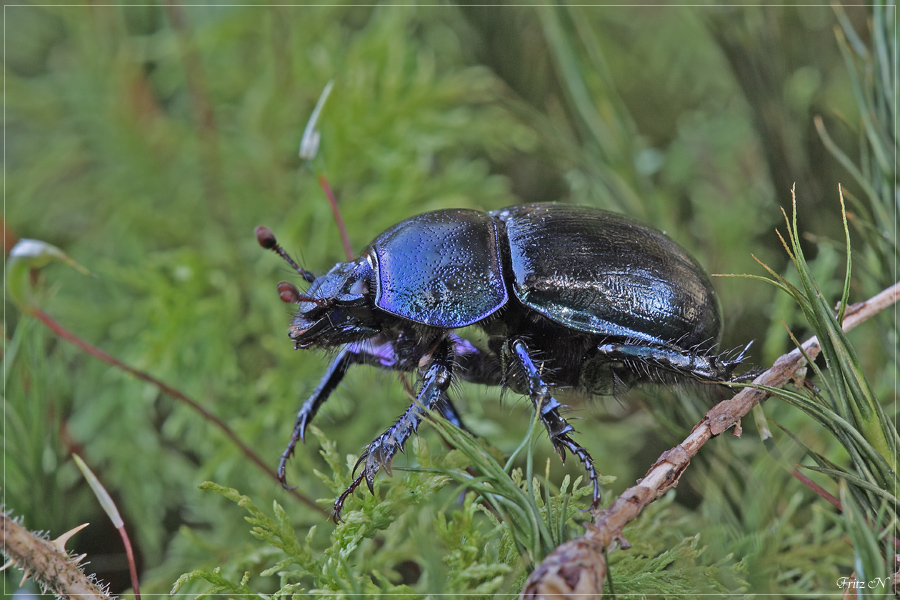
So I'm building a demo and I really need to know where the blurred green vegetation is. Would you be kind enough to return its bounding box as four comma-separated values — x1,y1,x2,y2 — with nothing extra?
3,4,895,599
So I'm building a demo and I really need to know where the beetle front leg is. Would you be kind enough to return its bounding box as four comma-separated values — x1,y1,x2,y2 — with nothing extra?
278,344,357,488
511,339,602,507
332,338,454,520
279,337,434,488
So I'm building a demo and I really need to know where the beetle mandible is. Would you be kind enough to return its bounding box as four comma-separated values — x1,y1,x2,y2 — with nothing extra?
256,203,748,519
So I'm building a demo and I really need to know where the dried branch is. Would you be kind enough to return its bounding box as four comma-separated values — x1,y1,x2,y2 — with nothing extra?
522,281,899,599
1,513,112,600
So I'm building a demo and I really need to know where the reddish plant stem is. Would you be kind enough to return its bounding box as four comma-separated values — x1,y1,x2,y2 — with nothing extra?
31,307,320,511
318,174,354,261
789,467,842,511
117,525,140,600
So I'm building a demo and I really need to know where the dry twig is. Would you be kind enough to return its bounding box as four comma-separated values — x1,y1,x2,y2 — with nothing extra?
1,513,111,600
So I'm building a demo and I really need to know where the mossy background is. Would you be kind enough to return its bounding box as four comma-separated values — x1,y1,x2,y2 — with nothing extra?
4,4,895,599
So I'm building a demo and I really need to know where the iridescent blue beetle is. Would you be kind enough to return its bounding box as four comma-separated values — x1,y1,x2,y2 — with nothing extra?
257,204,748,518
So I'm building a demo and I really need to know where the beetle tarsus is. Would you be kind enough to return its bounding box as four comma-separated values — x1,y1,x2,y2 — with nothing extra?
729,365,763,383
597,342,750,383
277,446,298,490
331,338,455,519
553,433,602,507
331,472,366,523
277,346,356,485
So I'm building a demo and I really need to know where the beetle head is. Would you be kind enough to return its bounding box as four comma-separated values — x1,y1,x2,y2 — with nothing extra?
282,257,379,349
257,225,380,348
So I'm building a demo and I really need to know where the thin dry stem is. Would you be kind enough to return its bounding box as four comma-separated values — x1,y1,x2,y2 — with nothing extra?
118,525,140,600
318,174,355,261
31,307,321,512
522,281,899,599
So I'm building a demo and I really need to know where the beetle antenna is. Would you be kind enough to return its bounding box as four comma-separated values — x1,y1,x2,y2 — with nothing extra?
255,225,316,283
276,281,330,306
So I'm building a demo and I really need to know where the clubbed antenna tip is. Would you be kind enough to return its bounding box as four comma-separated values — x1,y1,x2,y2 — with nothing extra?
255,225,277,250
255,225,316,283
277,281,301,304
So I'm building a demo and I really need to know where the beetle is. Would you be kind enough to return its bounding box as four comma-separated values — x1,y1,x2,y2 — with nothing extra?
256,203,748,519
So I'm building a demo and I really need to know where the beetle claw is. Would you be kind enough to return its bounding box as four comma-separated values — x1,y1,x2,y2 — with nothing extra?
730,367,763,383
351,451,369,477
278,448,298,490
332,472,366,523
279,478,298,492
553,433,601,508
551,441,568,463
340,432,403,507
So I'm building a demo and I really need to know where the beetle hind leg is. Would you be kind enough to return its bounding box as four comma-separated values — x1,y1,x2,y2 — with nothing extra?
596,341,750,384
510,339,602,507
